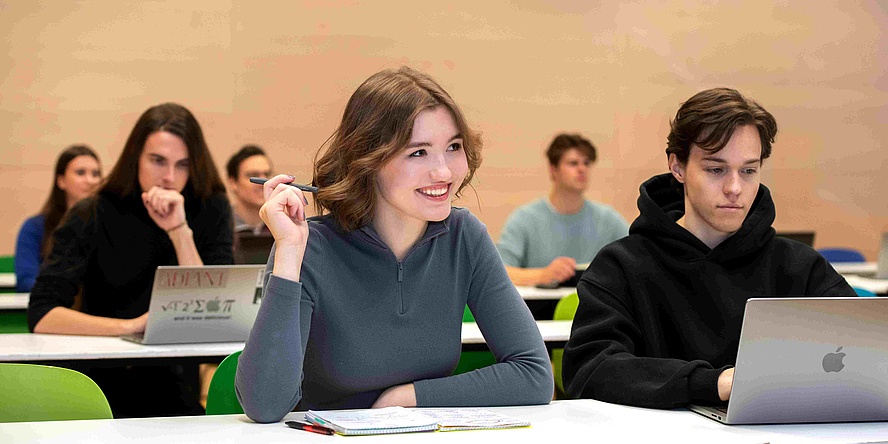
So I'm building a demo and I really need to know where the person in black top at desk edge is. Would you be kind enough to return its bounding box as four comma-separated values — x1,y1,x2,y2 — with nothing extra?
27,103,234,417
562,88,855,409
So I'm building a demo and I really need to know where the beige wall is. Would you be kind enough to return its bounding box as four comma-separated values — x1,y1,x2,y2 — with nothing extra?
2,1,886,259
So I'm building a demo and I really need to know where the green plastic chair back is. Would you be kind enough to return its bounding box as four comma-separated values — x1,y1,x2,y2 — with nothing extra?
205,350,244,415
0,311,29,334
462,304,475,322
452,305,497,375
0,255,15,294
0,256,13,273
552,292,579,396
0,363,112,422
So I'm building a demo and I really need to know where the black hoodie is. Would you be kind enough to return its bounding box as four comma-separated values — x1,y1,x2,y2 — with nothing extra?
563,173,854,408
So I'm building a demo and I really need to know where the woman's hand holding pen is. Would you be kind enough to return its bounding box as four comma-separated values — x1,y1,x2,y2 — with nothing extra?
260,174,310,282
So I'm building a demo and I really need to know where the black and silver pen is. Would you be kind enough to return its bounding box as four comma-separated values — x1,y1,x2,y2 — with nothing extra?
249,177,319,194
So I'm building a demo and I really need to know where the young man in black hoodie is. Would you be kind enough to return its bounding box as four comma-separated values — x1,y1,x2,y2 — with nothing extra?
562,88,855,409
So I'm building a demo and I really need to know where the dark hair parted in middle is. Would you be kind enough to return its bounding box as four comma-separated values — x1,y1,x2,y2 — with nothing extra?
102,102,226,200
226,145,268,179
312,66,483,232
666,87,778,164
546,133,597,166
39,144,101,258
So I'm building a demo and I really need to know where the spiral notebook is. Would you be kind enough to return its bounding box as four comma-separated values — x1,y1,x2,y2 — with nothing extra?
304,407,530,435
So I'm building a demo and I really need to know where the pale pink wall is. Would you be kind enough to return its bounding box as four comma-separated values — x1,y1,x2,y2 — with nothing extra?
1,1,886,258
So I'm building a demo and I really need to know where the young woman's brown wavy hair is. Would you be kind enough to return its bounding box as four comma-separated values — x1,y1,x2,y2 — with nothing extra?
102,103,226,200
312,67,482,232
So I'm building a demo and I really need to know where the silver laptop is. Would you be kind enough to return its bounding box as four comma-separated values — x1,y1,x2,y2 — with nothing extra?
690,297,888,424
122,265,266,345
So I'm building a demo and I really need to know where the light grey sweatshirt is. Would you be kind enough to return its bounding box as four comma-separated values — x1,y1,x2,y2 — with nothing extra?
236,208,553,423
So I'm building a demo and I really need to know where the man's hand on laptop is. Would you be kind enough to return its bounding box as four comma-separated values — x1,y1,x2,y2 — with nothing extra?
718,368,735,401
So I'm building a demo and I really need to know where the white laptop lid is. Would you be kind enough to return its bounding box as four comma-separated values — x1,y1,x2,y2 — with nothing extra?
135,264,266,344
724,297,888,424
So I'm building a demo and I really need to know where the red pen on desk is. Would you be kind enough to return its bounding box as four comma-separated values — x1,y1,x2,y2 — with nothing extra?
286,420,335,436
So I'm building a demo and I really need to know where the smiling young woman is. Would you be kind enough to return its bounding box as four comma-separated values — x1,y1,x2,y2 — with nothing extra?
236,67,553,423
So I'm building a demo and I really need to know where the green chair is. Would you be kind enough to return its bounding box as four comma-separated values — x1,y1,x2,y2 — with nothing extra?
552,292,579,398
0,312,29,334
0,255,28,332
0,255,13,273
205,350,244,415
452,305,497,375
0,255,14,294
0,363,113,422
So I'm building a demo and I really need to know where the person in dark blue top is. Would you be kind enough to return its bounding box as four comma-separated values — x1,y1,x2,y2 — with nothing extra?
14,145,101,292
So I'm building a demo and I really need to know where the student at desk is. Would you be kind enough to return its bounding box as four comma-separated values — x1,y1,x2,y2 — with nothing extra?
226,144,274,235
562,88,855,409
236,67,553,423
27,103,234,417
497,133,628,287
14,145,102,293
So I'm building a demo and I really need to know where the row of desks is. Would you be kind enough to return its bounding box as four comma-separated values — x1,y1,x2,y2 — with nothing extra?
2,399,885,443
2,262,882,296
0,285,576,311
0,320,572,364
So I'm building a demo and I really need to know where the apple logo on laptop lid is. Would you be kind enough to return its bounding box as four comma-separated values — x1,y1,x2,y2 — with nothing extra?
822,346,846,373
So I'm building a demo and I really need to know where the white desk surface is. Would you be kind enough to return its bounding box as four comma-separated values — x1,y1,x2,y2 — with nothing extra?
0,321,572,362
0,288,568,311
843,275,888,294
515,285,575,300
0,293,28,310
2,399,886,443
833,261,878,276
0,272,15,288
0,334,245,362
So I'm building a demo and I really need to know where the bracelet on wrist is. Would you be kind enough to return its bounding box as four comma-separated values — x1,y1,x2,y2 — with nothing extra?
165,221,188,234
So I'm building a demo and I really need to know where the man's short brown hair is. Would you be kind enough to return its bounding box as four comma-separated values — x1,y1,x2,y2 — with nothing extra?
666,88,778,163
546,133,597,166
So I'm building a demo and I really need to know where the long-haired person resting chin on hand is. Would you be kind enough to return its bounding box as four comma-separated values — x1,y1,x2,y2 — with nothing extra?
236,67,553,424
27,103,234,418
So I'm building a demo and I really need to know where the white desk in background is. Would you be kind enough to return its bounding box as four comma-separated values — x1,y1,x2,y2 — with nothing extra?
832,261,877,276
0,293,28,310
843,275,888,295
1,289,567,311
0,272,15,289
515,285,574,300
2,288,572,309
2,399,886,443
0,320,572,364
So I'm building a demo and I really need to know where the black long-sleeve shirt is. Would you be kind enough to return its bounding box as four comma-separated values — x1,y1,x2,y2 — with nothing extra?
28,190,234,330
563,173,855,409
